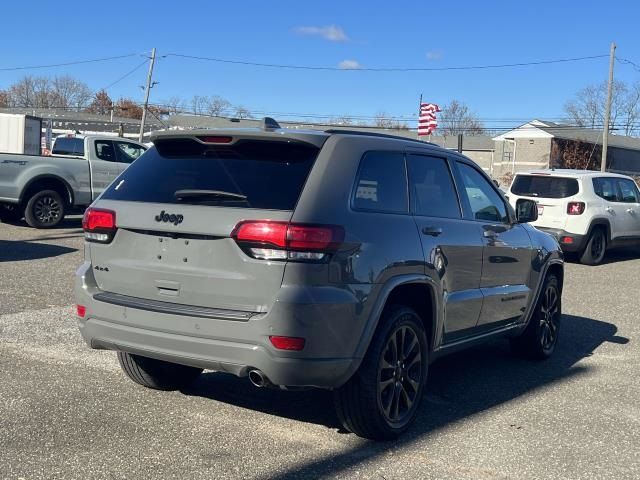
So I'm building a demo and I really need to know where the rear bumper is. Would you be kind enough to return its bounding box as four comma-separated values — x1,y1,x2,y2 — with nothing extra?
75,262,368,389
536,227,585,252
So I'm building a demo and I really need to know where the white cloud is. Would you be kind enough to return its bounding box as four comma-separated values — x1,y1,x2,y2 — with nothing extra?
338,59,361,70
426,50,443,60
293,25,349,42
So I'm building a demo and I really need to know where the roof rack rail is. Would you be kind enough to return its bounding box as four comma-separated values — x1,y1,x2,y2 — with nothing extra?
324,129,437,146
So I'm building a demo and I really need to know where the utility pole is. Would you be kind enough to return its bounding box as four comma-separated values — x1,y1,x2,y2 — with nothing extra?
139,48,157,143
601,42,616,172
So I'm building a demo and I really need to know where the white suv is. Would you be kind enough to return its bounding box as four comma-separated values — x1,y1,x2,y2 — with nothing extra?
507,169,640,265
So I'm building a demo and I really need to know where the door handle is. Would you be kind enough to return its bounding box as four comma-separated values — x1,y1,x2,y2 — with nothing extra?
627,208,635,214
422,226,443,237
483,229,497,239
606,207,614,213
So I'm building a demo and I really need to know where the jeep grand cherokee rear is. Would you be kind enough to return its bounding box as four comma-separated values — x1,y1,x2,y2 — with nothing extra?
77,124,563,440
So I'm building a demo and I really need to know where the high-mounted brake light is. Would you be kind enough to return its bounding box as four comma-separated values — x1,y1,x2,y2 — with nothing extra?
232,221,344,262
197,136,233,144
567,202,585,215
83,208,117,243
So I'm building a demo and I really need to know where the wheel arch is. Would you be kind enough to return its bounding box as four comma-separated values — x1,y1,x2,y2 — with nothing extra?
587,218,611,243
20,175,74,207
350,275,440,374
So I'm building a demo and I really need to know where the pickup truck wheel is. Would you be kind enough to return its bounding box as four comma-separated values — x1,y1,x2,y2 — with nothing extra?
117,351,203,391
333,305,428,440
24,190,65,228
510,274,561,360
579,228,606,265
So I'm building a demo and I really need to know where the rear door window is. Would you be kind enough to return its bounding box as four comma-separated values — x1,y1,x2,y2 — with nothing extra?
100,138,319,211
593,177,620,202
511,175,579,198
52,137,84,156
407,154,460,218
352,151,408,214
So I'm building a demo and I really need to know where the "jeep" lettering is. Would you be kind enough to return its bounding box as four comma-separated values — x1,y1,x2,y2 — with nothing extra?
154,210,184,225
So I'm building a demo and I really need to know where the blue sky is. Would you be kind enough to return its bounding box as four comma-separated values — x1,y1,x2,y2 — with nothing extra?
1,0,638,129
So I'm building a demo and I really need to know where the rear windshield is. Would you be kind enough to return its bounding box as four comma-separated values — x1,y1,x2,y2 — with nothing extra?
52,137,84,156
511,175,579,199
100,138,319,210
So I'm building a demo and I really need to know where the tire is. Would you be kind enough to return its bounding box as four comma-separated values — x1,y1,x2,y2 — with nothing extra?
333,305,428,440
510,274,561,360
117,352,203,391
579,227,606,265
24,189,65,229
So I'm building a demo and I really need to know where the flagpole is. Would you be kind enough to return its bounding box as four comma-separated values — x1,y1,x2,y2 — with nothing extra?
417,94,422,141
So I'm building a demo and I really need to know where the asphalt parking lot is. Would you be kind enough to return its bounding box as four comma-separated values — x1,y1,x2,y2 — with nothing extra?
1,218,639,480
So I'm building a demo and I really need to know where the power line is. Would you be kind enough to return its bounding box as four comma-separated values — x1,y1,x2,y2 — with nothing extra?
0,53,141,72
616,56,640,72
165,53,608,72
100,59,150,91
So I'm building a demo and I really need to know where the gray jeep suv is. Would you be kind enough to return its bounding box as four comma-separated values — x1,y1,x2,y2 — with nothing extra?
75,120,564,440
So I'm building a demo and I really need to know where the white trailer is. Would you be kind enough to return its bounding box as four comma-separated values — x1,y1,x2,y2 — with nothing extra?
0,113,42,155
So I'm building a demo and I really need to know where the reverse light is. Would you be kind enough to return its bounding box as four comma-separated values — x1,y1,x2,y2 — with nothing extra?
232,221,344,262
76,305,86,318
83,208,117,243
269,336,306,351
567,202,585,215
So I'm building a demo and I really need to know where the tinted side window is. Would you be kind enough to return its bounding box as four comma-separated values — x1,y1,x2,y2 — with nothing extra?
52,137,84,156
617,179,640,203
593,177,619,202
407,154,460,218
115,141,146,164
352,152,407,214
95,140,116,162
457,162,508,223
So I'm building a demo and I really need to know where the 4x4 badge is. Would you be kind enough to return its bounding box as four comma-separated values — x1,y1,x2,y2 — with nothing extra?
155,210,184,225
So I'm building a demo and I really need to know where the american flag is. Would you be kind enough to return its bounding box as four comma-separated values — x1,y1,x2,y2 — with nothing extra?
418,102,441,136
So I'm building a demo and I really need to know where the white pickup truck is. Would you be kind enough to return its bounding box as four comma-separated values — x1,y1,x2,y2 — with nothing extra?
0,135,147,228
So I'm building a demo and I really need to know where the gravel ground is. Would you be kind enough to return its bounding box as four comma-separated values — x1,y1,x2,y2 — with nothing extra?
0,218,638,479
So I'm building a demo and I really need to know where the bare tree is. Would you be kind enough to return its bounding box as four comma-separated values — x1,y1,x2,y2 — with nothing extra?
564,80,640,136
51,76,92,110
233,105,253,119
329,115,354,125
206,96,231,116
374,112,408,129
190,95,208,115
163,96,186,115
439,100,484,136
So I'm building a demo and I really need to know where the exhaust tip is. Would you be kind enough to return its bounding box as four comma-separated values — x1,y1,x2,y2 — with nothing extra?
248,369,269,388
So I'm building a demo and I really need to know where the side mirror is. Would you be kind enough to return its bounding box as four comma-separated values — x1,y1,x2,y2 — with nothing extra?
516,199,538,223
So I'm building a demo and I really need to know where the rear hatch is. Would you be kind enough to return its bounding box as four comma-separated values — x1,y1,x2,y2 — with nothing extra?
87,134,322,314
509,174,580,230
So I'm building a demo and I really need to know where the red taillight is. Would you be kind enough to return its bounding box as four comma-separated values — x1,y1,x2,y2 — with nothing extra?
561,236,574,244
269,335,306,351
76,305,86,318
233,221,288,248
197,135,233,144
232,221,344,261
83,208,116,243
567,202,585,215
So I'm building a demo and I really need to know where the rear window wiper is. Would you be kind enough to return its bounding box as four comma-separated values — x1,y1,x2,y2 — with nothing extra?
174,189,248,201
